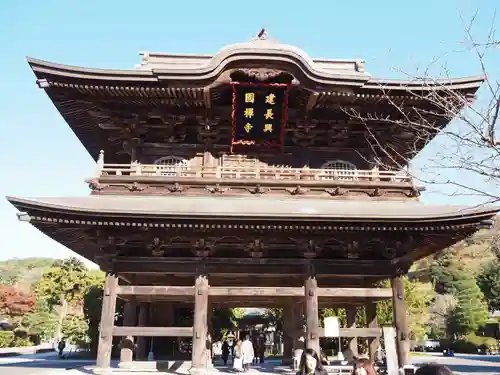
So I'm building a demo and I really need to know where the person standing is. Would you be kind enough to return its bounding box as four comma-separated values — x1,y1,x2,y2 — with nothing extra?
221,339,230,366
233,340,243,372
241,334,255,372
57,338,66,357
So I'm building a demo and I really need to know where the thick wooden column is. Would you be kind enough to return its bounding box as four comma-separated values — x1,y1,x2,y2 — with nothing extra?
191,275,209,372
391,276,409,367
207,300,213,368
366,302,379,362
120,301,137,363
96,274,118,368
292,302,304,352
135,303,149,360
346,306,358,357
282,302,294,363
304,277,320,354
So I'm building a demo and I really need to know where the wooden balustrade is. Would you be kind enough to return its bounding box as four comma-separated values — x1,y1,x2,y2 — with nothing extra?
99,163,412,183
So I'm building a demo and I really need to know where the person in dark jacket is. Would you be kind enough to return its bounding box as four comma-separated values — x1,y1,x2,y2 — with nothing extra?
297,348,328,375
221,340,230,365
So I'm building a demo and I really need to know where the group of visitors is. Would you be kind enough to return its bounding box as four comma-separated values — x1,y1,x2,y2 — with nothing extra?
220,334,256,371
297,348,454,375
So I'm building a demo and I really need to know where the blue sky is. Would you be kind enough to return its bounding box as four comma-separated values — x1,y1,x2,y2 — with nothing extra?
0,0,498,263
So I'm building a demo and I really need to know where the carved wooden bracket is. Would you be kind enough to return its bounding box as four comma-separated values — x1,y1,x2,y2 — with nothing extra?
286,186,309,195
206,184,230,194
245,239,265,258
88,180,107,192
166,183,187,193
246,184,270,195
191,238,216,258
128,182,147,192
325,187,346,196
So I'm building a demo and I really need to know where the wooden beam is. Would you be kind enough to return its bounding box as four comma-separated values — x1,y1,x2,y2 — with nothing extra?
112,326,193,337
117,285,194,296
114,258,394,278
295,327,383,338
117,285,392,299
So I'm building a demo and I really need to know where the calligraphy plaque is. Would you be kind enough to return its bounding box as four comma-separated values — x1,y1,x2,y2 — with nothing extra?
231,83,288,151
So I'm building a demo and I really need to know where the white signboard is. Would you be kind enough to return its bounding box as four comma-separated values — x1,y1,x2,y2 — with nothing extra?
323,316,340,337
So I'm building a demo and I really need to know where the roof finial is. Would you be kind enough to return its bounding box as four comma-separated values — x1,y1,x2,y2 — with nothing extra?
256,28,268,40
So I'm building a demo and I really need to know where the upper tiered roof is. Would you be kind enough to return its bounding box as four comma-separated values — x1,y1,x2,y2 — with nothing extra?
28,36,484,164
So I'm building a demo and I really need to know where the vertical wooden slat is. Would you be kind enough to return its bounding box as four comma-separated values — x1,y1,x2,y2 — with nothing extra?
135,303,149,360
96,274,118,368
391,276,409,367
366,302,379,361
191,275,209,370
120,301,137,363
304,277,320,354
347,306,358,356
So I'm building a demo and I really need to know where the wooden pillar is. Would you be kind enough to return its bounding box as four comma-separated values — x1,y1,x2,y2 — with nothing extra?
191,275,209,372
120,301,137,363
366,302,378,361
135,303,149,360
304,277,320,354
292,302,304,352
391,276,409,367
346,306,358,357
207,300,213,368
282,302,294,363
96,274,118,369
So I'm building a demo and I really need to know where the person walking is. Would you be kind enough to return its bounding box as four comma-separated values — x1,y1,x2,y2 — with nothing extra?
57,338,66,357
241,334,255,372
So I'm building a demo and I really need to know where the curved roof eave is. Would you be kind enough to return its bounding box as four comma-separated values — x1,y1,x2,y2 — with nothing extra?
6,196,499,224
27,56,484,93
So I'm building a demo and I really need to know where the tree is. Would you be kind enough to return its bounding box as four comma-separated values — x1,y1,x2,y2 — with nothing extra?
343,11,500,204
20,311,58,340
0,285,36,321
477,260,500,312
447,276,489,336
62,314,89,346
34,257,102,342
376,278,435,341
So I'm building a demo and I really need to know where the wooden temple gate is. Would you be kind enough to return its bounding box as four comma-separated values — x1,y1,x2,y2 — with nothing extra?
8,32,499,375
96,273,409,371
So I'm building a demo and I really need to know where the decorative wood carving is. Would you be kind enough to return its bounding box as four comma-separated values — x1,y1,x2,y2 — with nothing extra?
230,69,294,84
196,117,222,145
89,181,107,192
128,182,147,192
286,186,309,195
191,238,217,258
245,239,266,258
206,184,230,194
325,187,347,196
166,183,187,193
246,184,270,195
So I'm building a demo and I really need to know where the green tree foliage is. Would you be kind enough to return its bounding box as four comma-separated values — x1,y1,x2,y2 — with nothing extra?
62,313,89,345
212,308,243,340
447,276,490,336
20,311,58,339
375,278,435,341
34,258,89,308
477,261,500,312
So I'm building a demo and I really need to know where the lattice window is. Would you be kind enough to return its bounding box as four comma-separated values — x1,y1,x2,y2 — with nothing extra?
321,160,358,180
154,156,189,176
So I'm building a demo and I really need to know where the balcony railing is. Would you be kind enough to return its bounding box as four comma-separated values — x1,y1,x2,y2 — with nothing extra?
98,163,412,183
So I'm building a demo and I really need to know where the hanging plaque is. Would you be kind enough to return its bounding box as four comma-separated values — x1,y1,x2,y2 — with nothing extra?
231,82,289,151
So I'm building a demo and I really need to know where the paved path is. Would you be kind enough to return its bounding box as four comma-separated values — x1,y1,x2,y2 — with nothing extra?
1,352,499,375
0,351,94,375
410,353,500,375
